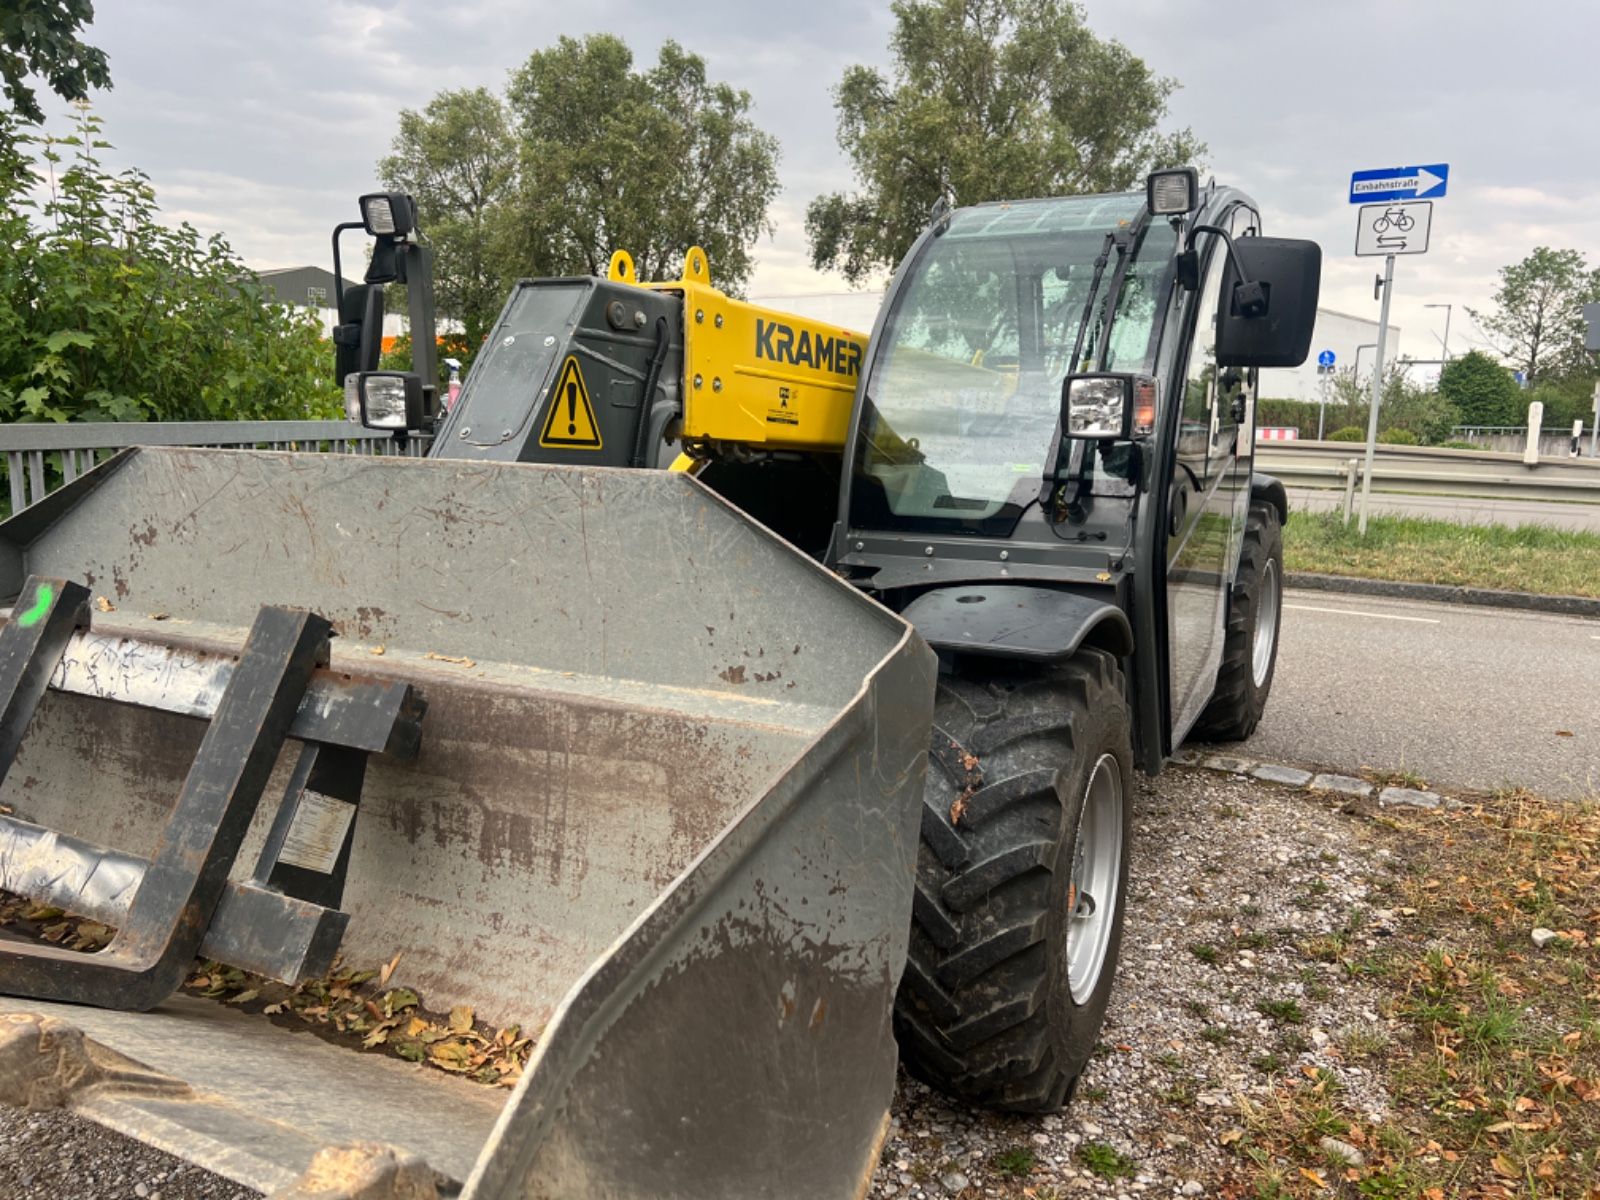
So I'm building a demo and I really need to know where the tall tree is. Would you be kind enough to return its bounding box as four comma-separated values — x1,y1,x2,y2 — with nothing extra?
806,0,1204,283
379,88,517,346
1,0,110,126
1469,247,1600,385
504,36,780,291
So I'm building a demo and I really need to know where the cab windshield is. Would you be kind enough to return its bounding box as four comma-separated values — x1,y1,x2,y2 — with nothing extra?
850,195,1177,535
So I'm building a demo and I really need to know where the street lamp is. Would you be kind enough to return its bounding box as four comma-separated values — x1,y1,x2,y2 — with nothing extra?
1424,303,1452,364
1353,342,1378,378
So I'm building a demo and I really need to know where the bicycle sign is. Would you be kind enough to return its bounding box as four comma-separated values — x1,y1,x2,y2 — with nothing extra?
1355,200,1431,257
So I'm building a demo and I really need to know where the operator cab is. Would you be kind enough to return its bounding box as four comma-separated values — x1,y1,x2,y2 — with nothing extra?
844,191,1173,541
833,171,1319,769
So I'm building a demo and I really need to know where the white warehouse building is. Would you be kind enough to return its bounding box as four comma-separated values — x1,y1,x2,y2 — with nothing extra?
1258,308,1401,402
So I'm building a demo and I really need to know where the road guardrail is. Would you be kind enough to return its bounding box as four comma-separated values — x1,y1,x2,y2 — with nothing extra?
1254,440,1600,505
1,425,1595,516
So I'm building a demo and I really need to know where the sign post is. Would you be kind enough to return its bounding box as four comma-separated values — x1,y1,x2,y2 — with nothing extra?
1316,349,1335,439
1349,165,1448,535
1586,307,1599,457
1358,255,1395,535
1592,381,1599,458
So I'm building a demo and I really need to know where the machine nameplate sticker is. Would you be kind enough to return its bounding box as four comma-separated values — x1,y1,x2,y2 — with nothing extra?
767,385,800,426
280,790,356,874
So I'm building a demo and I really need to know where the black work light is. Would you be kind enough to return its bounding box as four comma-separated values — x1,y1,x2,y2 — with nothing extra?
1146,168,1199,217
353,371,425,431
359,192,416,239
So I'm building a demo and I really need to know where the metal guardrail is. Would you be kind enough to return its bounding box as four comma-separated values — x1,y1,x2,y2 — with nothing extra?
3,424,1594,515
1256,440,1600,504
0,421,430,514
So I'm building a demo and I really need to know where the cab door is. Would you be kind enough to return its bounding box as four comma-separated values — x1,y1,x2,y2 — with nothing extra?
1166,211,1249,743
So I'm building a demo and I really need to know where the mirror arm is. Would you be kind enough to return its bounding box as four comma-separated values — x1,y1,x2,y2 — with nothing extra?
1183,224,1268,317
1183,224,1254,286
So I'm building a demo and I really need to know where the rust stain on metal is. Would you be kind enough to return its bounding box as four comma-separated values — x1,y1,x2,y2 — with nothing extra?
351,606,387,639
853,1111,895,1200
718,665,746,684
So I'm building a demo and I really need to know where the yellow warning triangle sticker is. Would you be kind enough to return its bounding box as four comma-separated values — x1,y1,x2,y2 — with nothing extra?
539,356,603,450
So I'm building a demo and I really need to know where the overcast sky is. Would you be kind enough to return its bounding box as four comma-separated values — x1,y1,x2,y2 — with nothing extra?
41,0,1600,362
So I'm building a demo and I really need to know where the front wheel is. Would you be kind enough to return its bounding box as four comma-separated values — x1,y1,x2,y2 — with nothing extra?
1191,503,1284,741
894,649,1133,1112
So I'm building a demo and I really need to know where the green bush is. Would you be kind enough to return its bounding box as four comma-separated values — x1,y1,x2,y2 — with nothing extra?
1378,383,1459,445
1523,381,1595,432
1436,440,1480,450
0,109,339,424
1438,351,1520,426
1328,426,1365,442
1270,365,1458,444
1377,429,1419,445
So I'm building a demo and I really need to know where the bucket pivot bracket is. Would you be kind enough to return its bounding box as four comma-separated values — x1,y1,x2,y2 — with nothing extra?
0,576,421,1011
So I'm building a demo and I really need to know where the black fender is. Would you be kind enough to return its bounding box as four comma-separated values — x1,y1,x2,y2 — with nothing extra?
1251,471,1289,525
899,584,1133,664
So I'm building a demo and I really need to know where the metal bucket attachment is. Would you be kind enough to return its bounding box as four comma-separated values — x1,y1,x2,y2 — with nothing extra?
0,447,934,1199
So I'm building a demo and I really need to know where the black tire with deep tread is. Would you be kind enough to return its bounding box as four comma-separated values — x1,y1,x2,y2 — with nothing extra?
1191,503,1284,742
894,649,1133,1113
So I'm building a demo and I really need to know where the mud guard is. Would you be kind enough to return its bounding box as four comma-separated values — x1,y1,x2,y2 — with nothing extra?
900,584,1134,663
1251,472,1289,525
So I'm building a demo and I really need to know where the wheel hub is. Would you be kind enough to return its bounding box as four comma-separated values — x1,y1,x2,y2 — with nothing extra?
1065,752,1123,1003
1252,557,1280,688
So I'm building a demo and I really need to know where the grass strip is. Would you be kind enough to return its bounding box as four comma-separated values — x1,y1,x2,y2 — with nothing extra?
1284,511,1600,598
1230,787,1600,1199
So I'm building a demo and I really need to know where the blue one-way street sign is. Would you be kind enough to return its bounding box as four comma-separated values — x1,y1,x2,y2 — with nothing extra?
1349,164,1449,204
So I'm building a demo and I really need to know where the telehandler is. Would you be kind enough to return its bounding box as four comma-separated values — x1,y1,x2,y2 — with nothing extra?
0,167,1318,1198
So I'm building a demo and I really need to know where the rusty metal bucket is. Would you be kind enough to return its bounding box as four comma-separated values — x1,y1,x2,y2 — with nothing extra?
0,447,934,1199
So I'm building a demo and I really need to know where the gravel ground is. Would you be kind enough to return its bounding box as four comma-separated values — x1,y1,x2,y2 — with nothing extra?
868,765,1403,1198
0,1107,259,1199
0,766,1403,1199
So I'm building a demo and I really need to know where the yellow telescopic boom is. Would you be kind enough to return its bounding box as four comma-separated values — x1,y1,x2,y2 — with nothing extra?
608,247,867,454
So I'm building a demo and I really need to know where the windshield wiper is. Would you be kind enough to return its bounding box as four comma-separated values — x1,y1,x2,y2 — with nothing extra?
1038,230,1128,506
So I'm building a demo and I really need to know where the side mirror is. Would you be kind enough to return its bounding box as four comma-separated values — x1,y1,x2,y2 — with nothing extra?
332,284,384,385
1215,237,1321,369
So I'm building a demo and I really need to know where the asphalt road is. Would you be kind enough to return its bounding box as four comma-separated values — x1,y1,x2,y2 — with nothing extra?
1286,486,1600,531
1231,588,1600,800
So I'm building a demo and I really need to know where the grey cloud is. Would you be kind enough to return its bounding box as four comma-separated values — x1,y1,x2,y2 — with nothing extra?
40,0,1600,357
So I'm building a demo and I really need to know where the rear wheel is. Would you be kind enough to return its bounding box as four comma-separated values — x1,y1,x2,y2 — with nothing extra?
894,649,1133,1112
1191,503,1283,741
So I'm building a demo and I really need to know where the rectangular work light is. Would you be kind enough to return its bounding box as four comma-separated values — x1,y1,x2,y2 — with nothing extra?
1146,168,1199,217
1061,373,1158,440
359,192,415,239
354,371,424,431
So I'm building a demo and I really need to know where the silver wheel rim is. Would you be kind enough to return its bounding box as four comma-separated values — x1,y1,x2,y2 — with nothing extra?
1066,753,1123,1004
1252,558,1280,688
